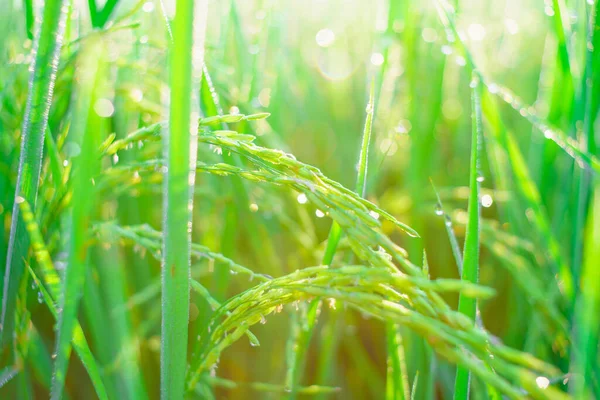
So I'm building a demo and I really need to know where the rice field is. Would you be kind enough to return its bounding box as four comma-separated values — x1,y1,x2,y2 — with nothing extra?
0,0,598,399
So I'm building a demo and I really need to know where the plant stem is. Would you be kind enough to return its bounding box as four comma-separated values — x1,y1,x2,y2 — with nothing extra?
50,37,104,400
161,0,199,397
1,0,68,347
453,72,483,400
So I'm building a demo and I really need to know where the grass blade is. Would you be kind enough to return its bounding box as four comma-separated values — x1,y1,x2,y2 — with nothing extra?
355,85,374,199
436,0,600,174
161,0,204,397
431,179,463,274
570,0,600,284
1,0,68,346
571,182,600,398
386,323,410,400
18,198,108,399
0,366,18,388
89,0,120,28
29,266,109,400
481,93,574,302
23,0,34,40
453,72,483,400
50,39,104,400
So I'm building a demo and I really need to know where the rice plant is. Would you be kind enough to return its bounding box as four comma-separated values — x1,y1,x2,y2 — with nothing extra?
0,0,598,399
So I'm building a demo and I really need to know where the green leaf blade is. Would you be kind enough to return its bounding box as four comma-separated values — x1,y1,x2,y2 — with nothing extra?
1,0,68,346
453,73,483,400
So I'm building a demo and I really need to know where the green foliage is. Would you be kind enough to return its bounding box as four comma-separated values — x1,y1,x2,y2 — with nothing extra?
160,0,202,398
1,0,68,349
0,0,598,399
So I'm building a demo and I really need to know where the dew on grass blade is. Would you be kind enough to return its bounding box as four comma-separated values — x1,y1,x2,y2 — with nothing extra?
481,194,493,208
297,193,308,204
535,376,550,389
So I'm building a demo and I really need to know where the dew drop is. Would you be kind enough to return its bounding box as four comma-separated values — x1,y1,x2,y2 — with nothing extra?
467,24,486,41
328,298,336,310
297,193,308,204
536,376,550,389
481,194,493,208
142,1,154,12
434,203,443,216
130,88,143,102
444,215,453,227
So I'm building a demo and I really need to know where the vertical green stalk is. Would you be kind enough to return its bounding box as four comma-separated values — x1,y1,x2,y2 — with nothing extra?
20,197,107,398
1,0,67,345
570,0,599,284
23,0,34,39
571,182,600,398
161,0,196,398
453,72,483,400
50,38,104,400
386,324,411,400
